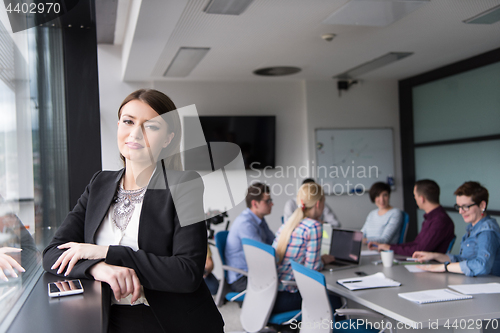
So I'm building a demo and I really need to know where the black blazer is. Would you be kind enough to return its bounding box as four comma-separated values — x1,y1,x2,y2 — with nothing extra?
43,165,224,333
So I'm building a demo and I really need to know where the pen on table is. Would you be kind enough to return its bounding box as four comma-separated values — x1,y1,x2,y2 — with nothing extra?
342,280,362,283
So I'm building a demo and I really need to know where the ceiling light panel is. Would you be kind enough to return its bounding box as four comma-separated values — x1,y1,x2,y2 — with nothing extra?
335,52,413,79
323,0,429,27
204,0,254,15
464,4,500,24
164,47,210,77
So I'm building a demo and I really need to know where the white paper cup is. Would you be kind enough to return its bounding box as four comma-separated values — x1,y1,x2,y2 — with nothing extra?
380,250,394,268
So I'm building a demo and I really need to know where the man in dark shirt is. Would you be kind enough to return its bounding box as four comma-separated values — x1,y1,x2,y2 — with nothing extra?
368,179,454,256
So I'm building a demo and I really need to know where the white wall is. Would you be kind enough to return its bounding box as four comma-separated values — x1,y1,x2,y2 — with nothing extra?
98,45,402,233
305,80,403,230
152,80,308,232
98,44,308,233
98,45,153,171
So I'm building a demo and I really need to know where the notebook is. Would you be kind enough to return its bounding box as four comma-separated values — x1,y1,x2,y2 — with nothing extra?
337,272,401,290
323,228,363,271
398,289,473,304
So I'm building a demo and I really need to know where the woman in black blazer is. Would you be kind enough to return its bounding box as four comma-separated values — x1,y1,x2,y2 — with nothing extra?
43,89,224,333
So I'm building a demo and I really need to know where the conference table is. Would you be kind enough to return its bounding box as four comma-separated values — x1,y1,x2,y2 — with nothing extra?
323,256,500,332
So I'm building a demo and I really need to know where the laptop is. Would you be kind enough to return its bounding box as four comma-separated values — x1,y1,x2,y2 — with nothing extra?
323,228,363,271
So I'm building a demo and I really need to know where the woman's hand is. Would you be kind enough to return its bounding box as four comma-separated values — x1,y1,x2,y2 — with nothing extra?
412,251,435,262
321,254,336,265
367,241,390,251
204,256,214,278
52,242,109,276
0,248,25,281
90,262,141,303
412,251,450,263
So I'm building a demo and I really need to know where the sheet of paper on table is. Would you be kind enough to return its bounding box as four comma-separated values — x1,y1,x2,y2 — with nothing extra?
337,272,401,290
361,250,379,256
405,265,426,273
448,283,500,294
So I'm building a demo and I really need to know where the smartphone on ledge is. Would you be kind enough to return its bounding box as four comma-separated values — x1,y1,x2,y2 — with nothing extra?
48,279,84,297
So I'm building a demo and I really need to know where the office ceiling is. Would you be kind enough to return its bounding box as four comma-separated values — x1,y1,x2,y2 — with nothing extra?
97,0,500,82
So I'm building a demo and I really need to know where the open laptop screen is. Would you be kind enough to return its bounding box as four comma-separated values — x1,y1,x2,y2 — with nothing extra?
329,229,363,263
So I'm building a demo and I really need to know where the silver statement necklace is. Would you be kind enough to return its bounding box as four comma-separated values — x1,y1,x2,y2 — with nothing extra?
112,184,147,231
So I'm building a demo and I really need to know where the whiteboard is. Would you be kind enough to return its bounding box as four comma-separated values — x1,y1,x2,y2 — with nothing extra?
315,128,395,195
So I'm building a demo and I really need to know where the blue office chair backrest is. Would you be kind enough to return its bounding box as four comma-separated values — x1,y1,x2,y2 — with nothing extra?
290,263,380,333
213,230,246,306
290,260,331,333
446,235,457,254
215,230,229,266
399,211,410,244
291,260,326,287
240,238,279,332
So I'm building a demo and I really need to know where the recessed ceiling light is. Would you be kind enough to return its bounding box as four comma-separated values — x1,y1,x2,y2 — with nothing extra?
464,4,500,24
253,67,301,76
204,0,254,15
334,52,413,79
321,33,336,42
164,47,210,77
323,0,429,27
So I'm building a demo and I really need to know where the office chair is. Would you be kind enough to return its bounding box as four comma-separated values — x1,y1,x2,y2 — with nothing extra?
290,260,391,333
446,235,457,254
214,231,247,307
240,238,301,333
398,212,410,244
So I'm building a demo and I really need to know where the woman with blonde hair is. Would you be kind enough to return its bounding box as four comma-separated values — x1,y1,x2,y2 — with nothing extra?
272,182,340,314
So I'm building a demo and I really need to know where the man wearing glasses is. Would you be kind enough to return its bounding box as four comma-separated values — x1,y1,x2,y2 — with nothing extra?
225,182,275,292
368,179,455,256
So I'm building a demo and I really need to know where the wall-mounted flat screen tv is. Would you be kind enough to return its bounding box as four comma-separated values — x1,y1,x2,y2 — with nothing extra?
183,116,276,170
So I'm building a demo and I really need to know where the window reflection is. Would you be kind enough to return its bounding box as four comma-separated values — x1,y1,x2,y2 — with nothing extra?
0,11,67,328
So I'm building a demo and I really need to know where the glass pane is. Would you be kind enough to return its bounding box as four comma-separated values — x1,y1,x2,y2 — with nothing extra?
415,140,500,211
413,61,500,144
29,27,69,248
0,18,67,329
0,21,38,325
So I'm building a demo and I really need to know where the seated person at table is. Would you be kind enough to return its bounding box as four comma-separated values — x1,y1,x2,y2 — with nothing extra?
369,179,454,256
272,182,340,314
225,183,275,292
414,182,500,276
361,182,403,244
204,245,219,295
283,178,341,227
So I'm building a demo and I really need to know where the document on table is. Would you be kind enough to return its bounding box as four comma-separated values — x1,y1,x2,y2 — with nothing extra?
398,289,472,304
405,265,426,273
448,283,500,294
337,272,401,290
361,250,379,256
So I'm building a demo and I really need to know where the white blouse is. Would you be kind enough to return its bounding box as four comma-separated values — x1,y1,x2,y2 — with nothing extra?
95,179,150,306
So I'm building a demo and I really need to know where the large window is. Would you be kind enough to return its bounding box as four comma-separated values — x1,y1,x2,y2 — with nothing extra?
0,0,101,329
0,16,69,329
399,48,500,253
